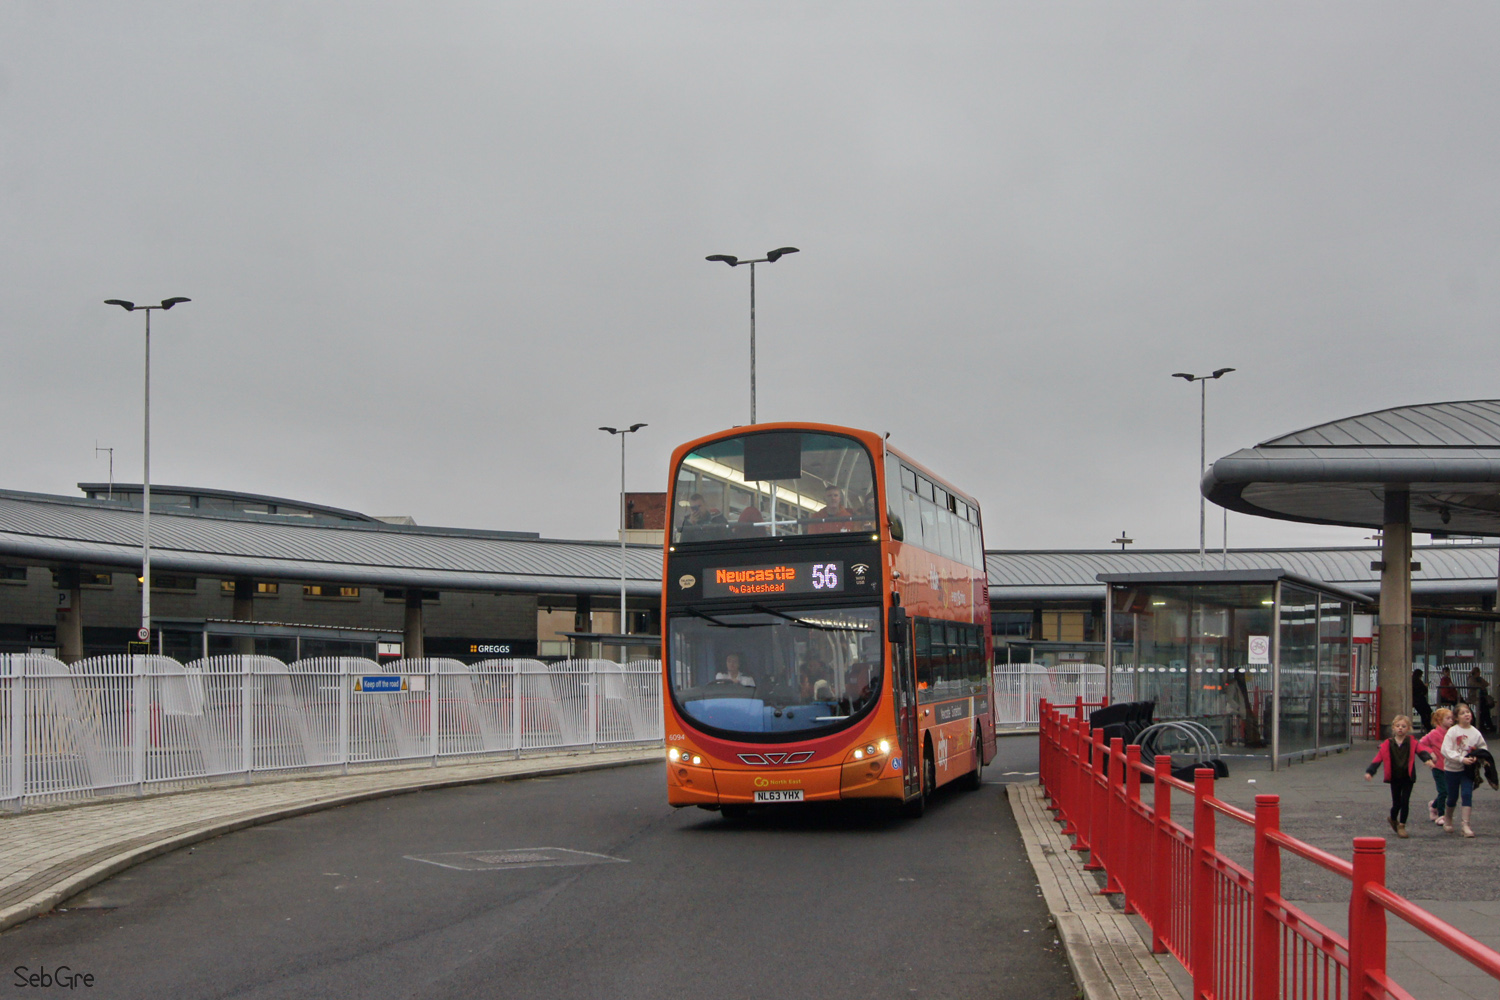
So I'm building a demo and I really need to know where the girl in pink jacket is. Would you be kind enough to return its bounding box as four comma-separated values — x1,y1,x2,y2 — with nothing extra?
1418,707,1453,824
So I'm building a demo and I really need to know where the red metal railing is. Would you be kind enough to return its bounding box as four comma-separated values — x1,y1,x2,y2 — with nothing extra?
1038,699,1500,1000
1350,689,1382,741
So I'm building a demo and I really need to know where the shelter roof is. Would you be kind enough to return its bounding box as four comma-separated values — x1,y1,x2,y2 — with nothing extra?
0,489,660,597
1203,399,1500,534
986,544,1499,604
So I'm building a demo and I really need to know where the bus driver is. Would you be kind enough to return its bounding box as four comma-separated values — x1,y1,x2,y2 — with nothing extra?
715,653,756,688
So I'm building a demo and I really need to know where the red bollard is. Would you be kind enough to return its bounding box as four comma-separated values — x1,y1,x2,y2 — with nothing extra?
1348,837,1388,1000
1191,767,1217,1000
1252,795,1282,1000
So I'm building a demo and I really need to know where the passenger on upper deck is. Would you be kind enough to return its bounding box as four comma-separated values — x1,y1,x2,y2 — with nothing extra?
679,493,729,541
809,486,858,534
733,500,767,538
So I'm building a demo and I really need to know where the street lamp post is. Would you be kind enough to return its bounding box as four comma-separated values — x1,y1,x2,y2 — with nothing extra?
105,297,190,642
1172,368,1235,568
705,247,799,424
599,423,647,642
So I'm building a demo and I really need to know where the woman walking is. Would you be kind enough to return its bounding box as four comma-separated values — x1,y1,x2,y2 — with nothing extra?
1418,707,1453,824
1365,714,1423,837
1441,703,1488,837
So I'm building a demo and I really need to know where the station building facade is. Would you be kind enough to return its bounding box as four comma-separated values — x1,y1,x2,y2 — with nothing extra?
0,484,662,663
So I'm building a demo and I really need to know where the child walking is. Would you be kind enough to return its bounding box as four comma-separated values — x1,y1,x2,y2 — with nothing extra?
1366,714,1423,837
1441,703,1488,837
1419,707,1454,824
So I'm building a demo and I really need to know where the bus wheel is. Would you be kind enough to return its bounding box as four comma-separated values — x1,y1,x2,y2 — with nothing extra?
721,804,751,821
961,728,983,791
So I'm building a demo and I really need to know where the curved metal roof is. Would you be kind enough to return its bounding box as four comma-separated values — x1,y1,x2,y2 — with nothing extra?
987,545,1500,604
1203,400,1500,534
0,489,662,597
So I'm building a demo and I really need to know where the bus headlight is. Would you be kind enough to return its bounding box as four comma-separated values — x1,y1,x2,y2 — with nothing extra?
846,741,893,763
668,747,681,762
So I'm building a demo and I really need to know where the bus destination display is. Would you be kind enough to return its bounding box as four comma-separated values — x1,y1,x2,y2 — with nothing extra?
701,561,844,598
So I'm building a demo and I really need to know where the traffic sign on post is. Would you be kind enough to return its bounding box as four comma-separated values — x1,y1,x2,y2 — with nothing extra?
137,627,150,641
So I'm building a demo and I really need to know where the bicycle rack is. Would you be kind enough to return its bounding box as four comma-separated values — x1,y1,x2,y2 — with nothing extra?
1136,720,1225,775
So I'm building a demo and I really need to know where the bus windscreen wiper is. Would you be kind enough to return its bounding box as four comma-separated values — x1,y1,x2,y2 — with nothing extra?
749,604,865,633
683,606,762,628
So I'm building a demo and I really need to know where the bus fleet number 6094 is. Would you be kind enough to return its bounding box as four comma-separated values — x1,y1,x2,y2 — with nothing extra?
661,422,995,818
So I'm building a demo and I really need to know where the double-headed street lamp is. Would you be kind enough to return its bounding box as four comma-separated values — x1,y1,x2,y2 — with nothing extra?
705,247,799,425
599,423,647,640
1172,367,1235,568
105,297,190,643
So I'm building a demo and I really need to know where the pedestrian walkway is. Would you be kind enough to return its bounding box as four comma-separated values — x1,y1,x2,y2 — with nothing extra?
0,746,660,933
1010,740,1500,1000
1009,780,1184,1000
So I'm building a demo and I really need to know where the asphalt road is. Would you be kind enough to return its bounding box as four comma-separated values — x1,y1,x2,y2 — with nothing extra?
4,738,1068,1000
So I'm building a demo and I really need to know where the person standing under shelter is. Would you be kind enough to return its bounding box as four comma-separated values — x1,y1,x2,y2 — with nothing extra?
1467,666,1493,733
1438,667,1459,707
1412,668,1433,732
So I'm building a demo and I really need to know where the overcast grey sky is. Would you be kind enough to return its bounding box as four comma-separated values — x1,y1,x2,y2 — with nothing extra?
3,3,1497,550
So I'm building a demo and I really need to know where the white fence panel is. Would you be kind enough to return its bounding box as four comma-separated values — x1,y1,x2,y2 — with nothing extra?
0,653,665,811
598,660,664,744
992,663,1106,727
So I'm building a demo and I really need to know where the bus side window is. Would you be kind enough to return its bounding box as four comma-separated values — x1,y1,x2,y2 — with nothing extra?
902,488,923,548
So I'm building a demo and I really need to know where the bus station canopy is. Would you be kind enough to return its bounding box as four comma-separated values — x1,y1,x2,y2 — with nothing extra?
1203,399,1500,535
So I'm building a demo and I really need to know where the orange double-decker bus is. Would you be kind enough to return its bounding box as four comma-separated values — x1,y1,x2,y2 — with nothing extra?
661,423,994,817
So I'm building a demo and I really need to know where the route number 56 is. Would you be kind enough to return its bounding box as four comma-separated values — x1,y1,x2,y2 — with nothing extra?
811,563,838,589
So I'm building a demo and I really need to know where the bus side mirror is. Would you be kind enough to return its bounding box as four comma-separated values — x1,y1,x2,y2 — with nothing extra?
888,606,908,644
888,511,904,541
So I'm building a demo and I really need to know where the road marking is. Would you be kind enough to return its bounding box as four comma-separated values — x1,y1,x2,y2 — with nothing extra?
405,847,627,872
1001,771,1039,776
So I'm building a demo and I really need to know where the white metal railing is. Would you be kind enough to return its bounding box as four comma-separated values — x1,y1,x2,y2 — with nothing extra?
0,654,663,810
991,663,1106,728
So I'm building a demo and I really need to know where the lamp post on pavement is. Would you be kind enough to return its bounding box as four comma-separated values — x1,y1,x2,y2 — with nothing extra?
705,247,799,425
599,423,647,643
1172,368,1235,568
105,297,190,642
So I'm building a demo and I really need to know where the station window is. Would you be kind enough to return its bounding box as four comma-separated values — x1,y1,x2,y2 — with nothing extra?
219,581,280,596
148,575,197,592
304,583,360,599
1,566,27,584
381,589,440,603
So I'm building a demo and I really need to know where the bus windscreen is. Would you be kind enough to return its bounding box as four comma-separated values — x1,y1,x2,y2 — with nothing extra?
667,605,883,739
672,431,876,543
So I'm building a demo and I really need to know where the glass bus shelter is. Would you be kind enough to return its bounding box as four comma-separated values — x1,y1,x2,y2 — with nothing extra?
1100,569,1367,769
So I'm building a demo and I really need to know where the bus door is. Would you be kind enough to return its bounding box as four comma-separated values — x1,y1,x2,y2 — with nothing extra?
890,606,920,799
